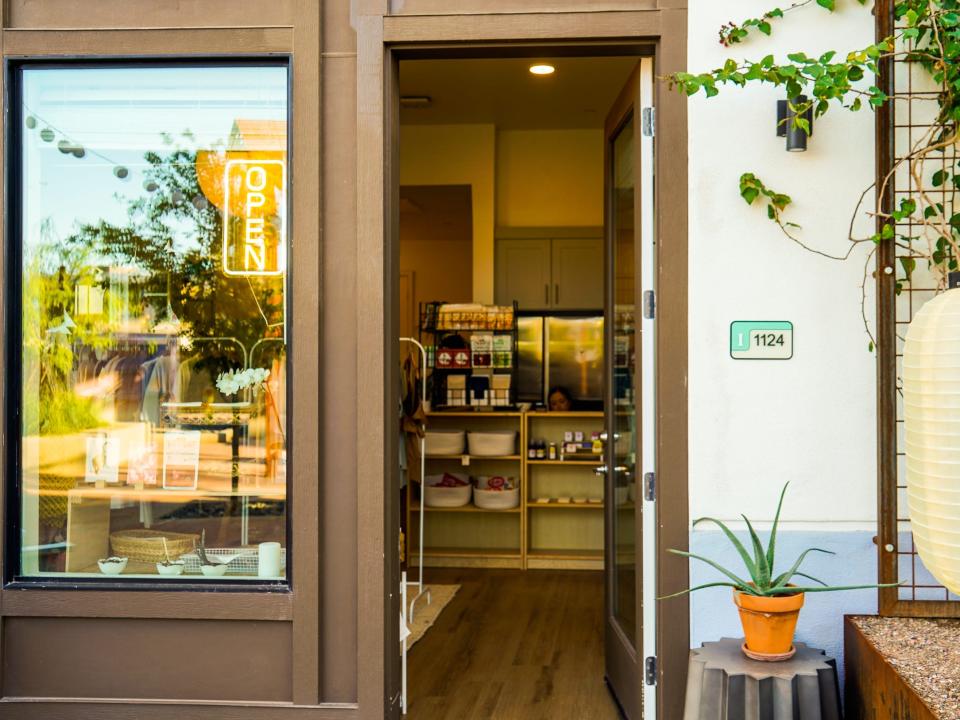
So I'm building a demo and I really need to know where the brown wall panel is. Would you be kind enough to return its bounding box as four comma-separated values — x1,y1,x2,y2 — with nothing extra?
320,0,360,705
3,618,292,702
6,0,296,29
387,0,657,13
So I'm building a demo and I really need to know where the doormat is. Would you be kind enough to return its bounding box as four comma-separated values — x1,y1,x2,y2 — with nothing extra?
405,584,459,649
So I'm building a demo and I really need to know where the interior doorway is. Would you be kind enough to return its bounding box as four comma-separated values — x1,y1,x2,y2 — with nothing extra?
394,51,656,719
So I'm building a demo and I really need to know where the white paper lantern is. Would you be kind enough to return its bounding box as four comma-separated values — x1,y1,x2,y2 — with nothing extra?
904,287,960,594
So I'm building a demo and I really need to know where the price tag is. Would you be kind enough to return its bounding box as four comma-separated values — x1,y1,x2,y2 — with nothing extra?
730,321,793,360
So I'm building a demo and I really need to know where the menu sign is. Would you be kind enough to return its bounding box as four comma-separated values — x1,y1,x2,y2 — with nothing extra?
162,430,201,490
84,433,120,485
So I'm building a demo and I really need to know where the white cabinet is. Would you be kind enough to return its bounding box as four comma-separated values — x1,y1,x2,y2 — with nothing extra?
495,238,552,309
495,235,603,310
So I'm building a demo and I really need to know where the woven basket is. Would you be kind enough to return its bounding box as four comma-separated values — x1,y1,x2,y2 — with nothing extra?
109,529,199,563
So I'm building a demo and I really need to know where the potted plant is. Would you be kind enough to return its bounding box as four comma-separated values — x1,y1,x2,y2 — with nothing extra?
662,483,898,661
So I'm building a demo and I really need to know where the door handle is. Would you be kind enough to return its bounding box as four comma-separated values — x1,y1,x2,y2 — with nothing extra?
594,465,629,476
593,466,607,476
599,432,621,442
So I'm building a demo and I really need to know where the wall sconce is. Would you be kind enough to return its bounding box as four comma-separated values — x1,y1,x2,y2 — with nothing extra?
776,95,814,152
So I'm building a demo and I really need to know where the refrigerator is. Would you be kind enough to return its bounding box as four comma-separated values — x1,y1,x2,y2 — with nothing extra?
517,315,604,408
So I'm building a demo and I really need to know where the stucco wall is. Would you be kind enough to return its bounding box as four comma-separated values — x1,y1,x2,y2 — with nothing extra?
686,0,879,666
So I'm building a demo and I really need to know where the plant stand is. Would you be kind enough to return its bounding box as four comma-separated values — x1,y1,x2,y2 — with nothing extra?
683,638,841,720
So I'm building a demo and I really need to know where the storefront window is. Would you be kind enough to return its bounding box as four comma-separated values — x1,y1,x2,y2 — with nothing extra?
13,64,289,583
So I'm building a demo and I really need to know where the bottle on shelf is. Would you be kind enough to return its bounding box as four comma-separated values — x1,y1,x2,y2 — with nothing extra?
527,439,537,460
548,442,557,460
536,440,546,460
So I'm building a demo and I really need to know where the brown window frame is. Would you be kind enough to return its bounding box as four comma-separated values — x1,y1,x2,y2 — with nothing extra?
4,57,294,592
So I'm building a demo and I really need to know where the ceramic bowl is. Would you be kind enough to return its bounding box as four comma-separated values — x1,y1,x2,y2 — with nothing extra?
200,563,229,577
97,557,128,575
156,561,185,576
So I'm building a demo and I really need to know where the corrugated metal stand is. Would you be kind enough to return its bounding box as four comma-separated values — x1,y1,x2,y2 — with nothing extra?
683,638,842,720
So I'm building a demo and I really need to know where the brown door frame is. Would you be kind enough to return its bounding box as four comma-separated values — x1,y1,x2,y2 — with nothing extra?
356,4,689,717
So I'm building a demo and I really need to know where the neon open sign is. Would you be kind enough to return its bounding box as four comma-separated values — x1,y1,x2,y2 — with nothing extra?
222,159,286,277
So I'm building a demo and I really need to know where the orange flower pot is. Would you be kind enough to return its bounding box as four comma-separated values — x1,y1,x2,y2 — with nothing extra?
733,588,804,661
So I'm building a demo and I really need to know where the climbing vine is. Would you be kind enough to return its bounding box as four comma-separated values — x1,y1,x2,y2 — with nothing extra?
671,0,960,348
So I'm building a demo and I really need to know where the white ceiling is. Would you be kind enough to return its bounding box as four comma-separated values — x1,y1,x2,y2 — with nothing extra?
399,56,639,130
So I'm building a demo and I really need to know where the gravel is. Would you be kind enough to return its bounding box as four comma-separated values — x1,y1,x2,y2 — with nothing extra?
852,615,960,719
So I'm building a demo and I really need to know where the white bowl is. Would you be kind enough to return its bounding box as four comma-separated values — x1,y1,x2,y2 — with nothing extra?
473,487,520,510
425,430,466,455
200,563,229,577
467,431,516,456
423,482,472,507
98,557,128,575
156,561,185,576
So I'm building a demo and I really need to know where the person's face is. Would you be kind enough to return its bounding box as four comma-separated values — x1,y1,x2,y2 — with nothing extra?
549,391,571,411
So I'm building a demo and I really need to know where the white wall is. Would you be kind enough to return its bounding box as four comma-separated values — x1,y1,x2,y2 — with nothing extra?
688,0,877,526
686,0,880,673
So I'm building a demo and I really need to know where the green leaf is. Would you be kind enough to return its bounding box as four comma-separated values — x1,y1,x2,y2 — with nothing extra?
766,483,789,573
667,549,754,590
742,516,771,588
848,66,864,82
657,581,739,601
765,582,901,595
816,0,835,10
899,256,917,281
693,516,760,584
771,547,836,589
741,187,760,205
792,572,829,587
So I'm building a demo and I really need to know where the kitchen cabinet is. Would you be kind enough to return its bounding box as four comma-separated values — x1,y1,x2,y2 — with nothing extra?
551,237,604,309
495,234,602,310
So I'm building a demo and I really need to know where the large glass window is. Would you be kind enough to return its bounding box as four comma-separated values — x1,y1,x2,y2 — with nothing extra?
14,64,289,583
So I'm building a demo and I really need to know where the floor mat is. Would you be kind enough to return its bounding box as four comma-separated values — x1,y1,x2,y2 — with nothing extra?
405,584,459,648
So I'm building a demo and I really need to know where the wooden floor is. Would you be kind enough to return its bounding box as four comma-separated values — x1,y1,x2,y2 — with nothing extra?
407,568,624,720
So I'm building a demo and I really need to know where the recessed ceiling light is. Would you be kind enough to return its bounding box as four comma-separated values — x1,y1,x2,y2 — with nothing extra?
529,64,555,76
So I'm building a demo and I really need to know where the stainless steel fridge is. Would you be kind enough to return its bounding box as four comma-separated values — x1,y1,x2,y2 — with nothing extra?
517,315,604,407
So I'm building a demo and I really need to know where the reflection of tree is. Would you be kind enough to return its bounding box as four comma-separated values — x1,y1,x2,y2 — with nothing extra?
23,220,110,434
62,137,284,354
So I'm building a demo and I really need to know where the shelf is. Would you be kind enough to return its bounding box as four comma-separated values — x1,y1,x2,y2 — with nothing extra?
526,549,603,560
526,411,604,418
526,459,602,466
417,546,522,559
411,503,521,514
425,454,522,461
528,501,602,510
426,411,523,418
423,327,515,333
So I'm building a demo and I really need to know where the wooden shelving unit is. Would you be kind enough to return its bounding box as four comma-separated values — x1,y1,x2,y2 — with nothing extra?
407,410,606,571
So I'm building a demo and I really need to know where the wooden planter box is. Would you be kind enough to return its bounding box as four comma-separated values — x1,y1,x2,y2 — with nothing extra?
844,616,938,719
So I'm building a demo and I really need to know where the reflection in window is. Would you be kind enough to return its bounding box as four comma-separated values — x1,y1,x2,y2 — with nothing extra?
17,65,289,581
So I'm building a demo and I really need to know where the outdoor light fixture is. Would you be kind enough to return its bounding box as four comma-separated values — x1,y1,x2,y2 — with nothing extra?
776,95,813,152
903,272,960,595
529,64,555,75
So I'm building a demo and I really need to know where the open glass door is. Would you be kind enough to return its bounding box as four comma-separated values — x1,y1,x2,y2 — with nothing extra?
603,56,655,720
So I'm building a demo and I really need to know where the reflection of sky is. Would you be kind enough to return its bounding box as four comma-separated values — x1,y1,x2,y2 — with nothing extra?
21,66,287,260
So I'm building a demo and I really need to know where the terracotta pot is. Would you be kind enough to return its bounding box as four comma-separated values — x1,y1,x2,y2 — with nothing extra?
733,587,804,661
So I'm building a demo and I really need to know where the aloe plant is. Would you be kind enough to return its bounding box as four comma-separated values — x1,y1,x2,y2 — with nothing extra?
662,483,899,599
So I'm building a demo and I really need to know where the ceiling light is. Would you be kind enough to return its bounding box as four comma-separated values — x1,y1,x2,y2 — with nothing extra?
529,64,555,76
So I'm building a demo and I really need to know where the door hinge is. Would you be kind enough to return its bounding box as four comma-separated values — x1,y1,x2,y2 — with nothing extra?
645,656,658,686
642,289,655,319
643,472,656,502
642,107,656,137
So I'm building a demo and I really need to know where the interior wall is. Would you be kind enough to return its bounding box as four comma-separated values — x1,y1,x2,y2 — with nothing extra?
400,124,495,303
399,185,473,323
400,121,606,304
496,128,604,227
686,0,877,673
